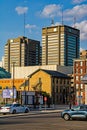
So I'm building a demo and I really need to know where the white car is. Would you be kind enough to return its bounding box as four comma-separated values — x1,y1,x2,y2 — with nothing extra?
0,103,30,114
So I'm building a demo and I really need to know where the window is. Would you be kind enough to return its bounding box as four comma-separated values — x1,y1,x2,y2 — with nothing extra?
53,78,54,83
80,61,83,66
80,106,84,110
67,80,69,84
80,76,83,80
81,84,83,89
76,91,79,97
76,68,78,74
81,92,83,96
60,79,62,84
56,86,58,93
76,76,79,80
56,79,58,84
64,80,65,84
76,62,78,67
76,84,79,89
80,69,83,74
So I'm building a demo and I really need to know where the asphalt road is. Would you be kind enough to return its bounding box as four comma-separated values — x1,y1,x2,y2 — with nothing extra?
0,112,87,130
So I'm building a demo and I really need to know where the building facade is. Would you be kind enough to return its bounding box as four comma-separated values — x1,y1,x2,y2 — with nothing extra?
0,69,71,105
80,50,87,59
73,58,87,104
12,65,73,79
42,25,80,66
4,36,40,72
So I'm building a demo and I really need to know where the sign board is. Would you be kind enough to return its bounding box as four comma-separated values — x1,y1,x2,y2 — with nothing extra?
3,89,16,99
22,91,35,96
39,96,43,104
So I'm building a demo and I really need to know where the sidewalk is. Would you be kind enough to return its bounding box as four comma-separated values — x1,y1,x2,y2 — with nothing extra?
0,104,69,118
37,104,68,109
30,104,69,111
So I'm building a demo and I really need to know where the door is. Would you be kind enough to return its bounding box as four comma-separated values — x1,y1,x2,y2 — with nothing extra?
71,106,80,118
77,106,86,119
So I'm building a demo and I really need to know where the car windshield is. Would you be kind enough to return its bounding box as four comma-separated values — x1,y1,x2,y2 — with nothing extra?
12,104,21,107
4,104,12,107
72,105,80,110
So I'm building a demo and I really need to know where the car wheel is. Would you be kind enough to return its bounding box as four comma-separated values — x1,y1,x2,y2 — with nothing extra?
12,110,16,114
3,113,6,115
63,114,70,121
25,109,29,113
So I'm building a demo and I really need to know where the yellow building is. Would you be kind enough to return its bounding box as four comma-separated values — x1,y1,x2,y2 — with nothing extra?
0,69,71,104
29,69,71,104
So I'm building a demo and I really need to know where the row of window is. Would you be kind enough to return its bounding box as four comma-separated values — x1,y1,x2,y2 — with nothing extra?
75,61,87,67
74,68,87,74
52,78,70,84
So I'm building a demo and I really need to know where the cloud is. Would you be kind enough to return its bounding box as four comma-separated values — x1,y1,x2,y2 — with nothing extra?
72,0,86,4
39,4,87,22
39,4,61,18
64,4,87,21
80,47,85,52
38,4,87,42
75,20,87,41
15,6,28,15
25,24,37,33
25,24,37,29
55,22,61,25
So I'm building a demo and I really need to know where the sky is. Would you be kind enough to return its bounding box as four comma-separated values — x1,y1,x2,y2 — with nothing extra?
0,0,87,60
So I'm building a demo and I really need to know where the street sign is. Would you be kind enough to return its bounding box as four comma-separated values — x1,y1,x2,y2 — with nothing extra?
44,97,47,101
3,89,16,99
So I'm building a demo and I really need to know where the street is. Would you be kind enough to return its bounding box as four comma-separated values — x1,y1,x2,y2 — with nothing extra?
0,112,87,130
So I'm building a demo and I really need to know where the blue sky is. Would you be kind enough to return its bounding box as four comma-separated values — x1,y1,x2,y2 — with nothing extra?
0,0,87,60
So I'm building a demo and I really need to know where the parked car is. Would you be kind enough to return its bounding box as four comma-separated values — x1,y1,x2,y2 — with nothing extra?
0,103,30,114
61,104,87,121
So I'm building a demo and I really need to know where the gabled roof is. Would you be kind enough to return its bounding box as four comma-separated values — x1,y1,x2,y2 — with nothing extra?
0,67,11,79
28,69,70,79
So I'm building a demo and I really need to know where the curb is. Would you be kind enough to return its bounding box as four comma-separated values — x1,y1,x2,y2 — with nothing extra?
0,109,63,118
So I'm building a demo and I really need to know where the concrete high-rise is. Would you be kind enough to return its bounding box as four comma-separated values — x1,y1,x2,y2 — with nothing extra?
4,36,40,72
80,50,87,59
42,25,80,66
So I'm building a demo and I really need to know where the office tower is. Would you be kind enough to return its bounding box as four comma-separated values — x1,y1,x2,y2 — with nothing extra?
4,36,40,72
42,25,80,66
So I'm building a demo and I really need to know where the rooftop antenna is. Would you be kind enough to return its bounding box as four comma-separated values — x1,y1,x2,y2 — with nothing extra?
24,12,25,37
61,5,64,25
73,16,76,28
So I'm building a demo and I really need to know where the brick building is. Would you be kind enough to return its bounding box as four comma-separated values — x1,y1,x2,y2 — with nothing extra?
73,58,87,104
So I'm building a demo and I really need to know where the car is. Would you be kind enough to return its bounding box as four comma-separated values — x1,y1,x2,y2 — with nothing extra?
61,104,87,121
0,103,30,114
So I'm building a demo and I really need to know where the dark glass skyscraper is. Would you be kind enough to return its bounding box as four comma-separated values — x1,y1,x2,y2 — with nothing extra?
42,25,80,66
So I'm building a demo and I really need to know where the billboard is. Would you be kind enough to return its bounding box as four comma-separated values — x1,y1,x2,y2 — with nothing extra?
2,89,16,99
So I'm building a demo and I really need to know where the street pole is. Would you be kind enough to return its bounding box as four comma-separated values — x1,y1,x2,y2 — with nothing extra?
12,62,15,102
24,78,26,105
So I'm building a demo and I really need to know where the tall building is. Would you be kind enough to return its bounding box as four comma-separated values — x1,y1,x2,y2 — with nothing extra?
80,50,87,59
42,25,80,66
4,36,40,72
0,56,5,68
